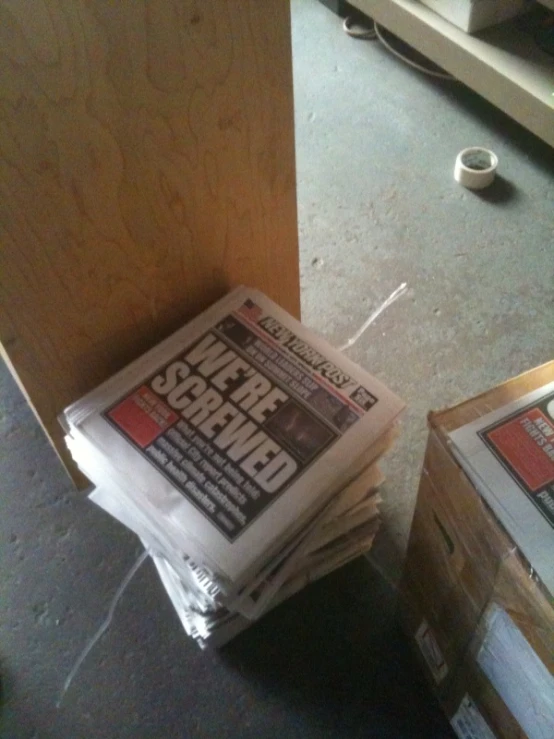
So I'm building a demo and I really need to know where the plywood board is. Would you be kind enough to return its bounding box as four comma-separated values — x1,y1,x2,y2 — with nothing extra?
0,0,299,484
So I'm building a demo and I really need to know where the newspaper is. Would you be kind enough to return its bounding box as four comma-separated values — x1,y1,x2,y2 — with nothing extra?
91,456,382,648
74,411,396,612
150,507,381,649
63,287,404,589
90,461,383,619
448,381,554,597
85,432,390,610
229,479,382,620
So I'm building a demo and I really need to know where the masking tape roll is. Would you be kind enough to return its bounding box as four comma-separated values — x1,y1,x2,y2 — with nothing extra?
454,147,498,190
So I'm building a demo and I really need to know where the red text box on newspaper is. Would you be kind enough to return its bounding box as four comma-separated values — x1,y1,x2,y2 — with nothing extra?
108,385,179,448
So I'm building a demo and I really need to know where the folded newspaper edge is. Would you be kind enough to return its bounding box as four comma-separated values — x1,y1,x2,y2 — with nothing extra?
151,520,380,649
90,462,384,619
90,463,382,648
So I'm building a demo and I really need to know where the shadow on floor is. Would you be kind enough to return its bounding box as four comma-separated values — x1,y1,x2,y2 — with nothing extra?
221,558,455,738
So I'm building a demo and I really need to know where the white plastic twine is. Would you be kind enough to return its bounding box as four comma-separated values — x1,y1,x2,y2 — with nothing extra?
338,283,408,352
57,550,148,708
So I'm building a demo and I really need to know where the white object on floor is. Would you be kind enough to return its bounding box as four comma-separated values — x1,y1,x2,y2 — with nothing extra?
454,147,498,190
338,283,408,352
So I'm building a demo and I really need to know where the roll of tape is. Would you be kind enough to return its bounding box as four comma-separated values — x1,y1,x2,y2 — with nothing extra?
454,147,498,190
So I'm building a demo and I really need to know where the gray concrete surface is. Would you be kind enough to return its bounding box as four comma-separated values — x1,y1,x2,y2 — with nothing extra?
293,0,554,581
0,372,453,737
2,0,553,736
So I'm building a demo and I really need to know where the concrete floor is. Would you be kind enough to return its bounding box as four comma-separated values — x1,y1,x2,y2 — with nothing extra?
293,0,554,582
2,1,553,736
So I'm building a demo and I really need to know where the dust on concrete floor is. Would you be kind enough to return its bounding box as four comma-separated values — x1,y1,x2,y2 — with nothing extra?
292,0,554,582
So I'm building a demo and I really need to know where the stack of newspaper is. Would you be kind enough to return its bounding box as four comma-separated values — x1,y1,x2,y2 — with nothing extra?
61,288,405,648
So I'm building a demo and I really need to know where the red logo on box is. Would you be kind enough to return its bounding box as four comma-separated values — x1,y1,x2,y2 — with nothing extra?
487,408,554,492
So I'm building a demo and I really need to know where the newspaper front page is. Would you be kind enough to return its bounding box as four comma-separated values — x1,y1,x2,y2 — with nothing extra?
64,288,403,586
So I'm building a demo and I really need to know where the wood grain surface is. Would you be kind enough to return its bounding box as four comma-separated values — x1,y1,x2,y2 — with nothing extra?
0,0,299,483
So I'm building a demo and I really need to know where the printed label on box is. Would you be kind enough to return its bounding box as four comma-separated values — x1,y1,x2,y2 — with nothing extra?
477,604,554,739
480,391,554,528
451,695,497,739
415,620,448,683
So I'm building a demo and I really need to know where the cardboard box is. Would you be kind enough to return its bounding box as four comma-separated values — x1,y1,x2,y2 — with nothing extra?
444,552,554,738
401,433,513,685
419,0,531,33
400,361,554,737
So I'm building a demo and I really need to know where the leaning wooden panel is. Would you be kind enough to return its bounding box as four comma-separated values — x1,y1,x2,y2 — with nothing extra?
0,0,299,483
